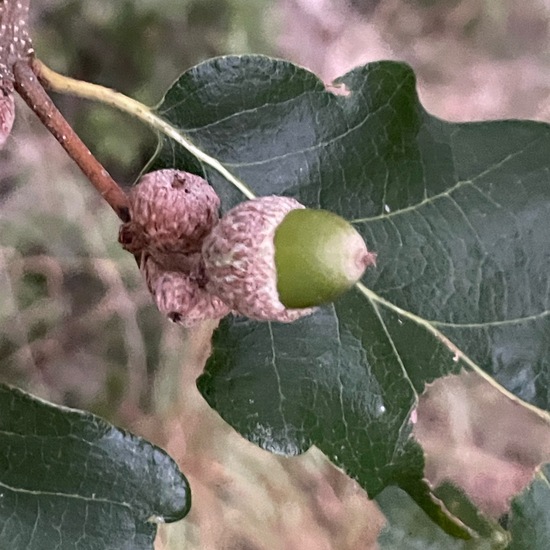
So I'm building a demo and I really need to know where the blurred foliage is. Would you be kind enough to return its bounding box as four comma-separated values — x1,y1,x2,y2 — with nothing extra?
33,0,276,184
0,158,148,418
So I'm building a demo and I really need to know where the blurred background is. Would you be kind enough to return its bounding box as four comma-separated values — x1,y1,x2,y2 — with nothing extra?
3,1,550,548
3,0,550,420
1,0,277,418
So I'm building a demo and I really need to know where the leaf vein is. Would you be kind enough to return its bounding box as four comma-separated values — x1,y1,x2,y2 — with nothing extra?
221,82,406,169
351,135,543,223
0,480,133,510
356,282,550,420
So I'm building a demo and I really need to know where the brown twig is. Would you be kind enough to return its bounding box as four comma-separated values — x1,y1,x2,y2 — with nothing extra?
13,60,130,222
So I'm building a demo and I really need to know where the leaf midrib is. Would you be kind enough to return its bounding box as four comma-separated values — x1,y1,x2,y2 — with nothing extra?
356,282,550,421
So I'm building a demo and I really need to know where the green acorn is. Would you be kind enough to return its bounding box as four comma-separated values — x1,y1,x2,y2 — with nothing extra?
202,196,376,322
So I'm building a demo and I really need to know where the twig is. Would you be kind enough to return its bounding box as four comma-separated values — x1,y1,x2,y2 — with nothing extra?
13,60,130,222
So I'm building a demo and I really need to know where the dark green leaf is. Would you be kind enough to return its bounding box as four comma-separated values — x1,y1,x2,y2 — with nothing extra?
508,465,550,549
150,55,550,535
0,385,190,550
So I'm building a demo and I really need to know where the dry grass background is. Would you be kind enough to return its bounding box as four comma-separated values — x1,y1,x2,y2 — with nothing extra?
2,0,550,548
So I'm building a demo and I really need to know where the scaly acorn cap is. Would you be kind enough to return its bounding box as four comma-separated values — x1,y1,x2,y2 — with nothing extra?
128,169,220,257
201,196,376,322
141,254,230,328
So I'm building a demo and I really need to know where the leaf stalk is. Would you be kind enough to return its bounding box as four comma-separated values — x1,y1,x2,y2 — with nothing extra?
32,59,255,199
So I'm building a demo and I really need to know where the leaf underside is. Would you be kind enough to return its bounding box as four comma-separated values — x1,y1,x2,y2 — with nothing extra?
0,385,190,550
150,55,550,539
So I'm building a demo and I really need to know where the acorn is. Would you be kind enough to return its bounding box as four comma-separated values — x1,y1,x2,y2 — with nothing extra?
202,196,376,322
123,169,220,263
141,253,230,328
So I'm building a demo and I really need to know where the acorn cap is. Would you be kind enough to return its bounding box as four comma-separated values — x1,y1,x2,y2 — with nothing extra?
202,196,314,322
128,169,220,256
141,254,230,328
202,196,376,321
